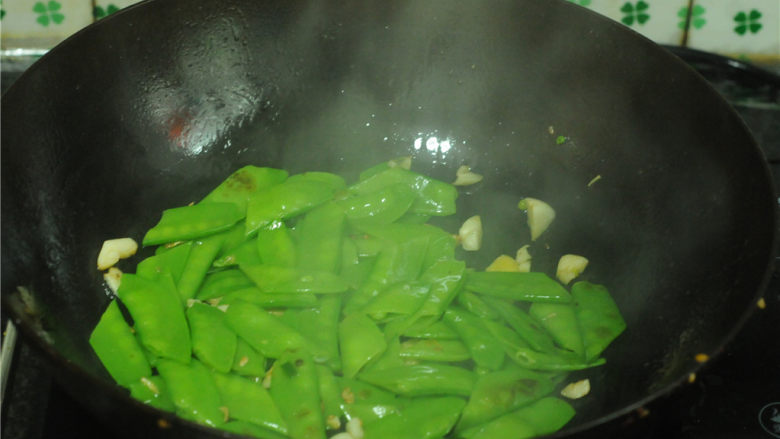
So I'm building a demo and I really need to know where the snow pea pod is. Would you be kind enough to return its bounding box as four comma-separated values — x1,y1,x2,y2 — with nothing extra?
143,202,244,246
458,291,500,320
213,237,262,267
200,166,288,213
315,365,344,428
359,364,476,397
187,302,237,373
116,274,191,363
221,287,318,308
361,282,430,321
232,337,267,377
156,359,224,427
399,338,471,363
362,397,466,439
348,167,457,216
89,300,152,387
240,265,348,294
443,307,505,370
295,202,344,273
245,175,341,236
350,234,385,257
460,397,575,439
340,238,372,289
196,268,254,300
282,296,342,369
128,375,175,412
340,313,388,378
177,231,228,301
414,259,466,319
218,421,288,439
483,297,557,353
256,221,296,268
224,300,308,359
572,281,627,361
269,351,326,439
529,302,585,357
465,271,572,303
456,368,558,432
136,241,192,284
211,370,288,435
287,171,346,192
338,183,417,226
401,317,459,340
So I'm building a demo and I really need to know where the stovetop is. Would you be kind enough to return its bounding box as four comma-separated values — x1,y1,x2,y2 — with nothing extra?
1,48,779,439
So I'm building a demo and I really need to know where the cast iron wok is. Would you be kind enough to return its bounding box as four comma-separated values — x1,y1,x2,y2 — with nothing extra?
1,0,776,437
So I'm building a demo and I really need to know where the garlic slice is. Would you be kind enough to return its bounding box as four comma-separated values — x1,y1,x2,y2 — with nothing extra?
103,267,123,294
515,245,532,272
518,198,555,241
453,165,483,186
97,238,138,270
556,254,589,285
560,379,591,399
388,156,412,170
486,255,521,272
458,215,482,251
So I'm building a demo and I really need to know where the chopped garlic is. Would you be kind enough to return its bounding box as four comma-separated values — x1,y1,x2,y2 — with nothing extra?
186,299,201,308
518,198,555,241
219,406,230,422
388,156,412,170
515,245,532,272
453,165,483,186
556,254,589,285
341,387,355,404
458,215,482,251
346,418,364,439
217,304,229,312
207,297,222,306
103,267,123,294
97,238,138,270
140,377,160,395
238,356,249,367
486,255,521,272
560,379,590,399
326,415,342,430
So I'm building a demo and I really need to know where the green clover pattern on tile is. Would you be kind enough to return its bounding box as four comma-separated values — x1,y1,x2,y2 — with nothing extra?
733,9,762,35
1,0,5,20
33,1,65,27
677,5,706,30
567,0,592,6
620,1,650,26
94,4,120,20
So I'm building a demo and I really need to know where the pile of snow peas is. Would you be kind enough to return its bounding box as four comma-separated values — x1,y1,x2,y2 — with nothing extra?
89,161,626,439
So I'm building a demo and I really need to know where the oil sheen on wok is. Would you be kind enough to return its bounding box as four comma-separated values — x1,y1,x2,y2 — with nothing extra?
89,159,626,439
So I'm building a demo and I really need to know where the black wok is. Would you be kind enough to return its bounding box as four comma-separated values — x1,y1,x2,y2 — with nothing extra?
1,0,776,437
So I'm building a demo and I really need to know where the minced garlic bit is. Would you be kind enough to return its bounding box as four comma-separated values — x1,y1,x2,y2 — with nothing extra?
97,238,138,270
757,297,766,309
688,373,696,384
556,254,589,285
104,267,123,294
219,406,230,422
346,417,364,439
560,379,590,399
587,175,602,187
238,356,249,367
341,387,355,404
695,353,709,363
453,165,483,186
207,297,222,306
326,415,342,430
548,126,555,135
387,156,412,170
164,240,185,249
518,198,555,241
140,377,160,395
217,304,230,312
515,245,532,272
458,215,482,251
262,366,274,389
486,255,521,272
186,299,201,308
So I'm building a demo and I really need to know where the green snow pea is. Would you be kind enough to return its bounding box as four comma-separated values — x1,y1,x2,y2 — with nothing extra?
484,297,557,353
89,300,152,387
340,313,388,378
240,265,348,294
136,241,192,284
572,281,626,361
143,202,244,246
295,202,344,273
361,282,430,321
340,238,372,289
411,259,466,319
268,351,326,439
338,183,417,226
221,287,318,308
443,307,505,370
219,421,288,439
256,221,297,268
282,296,342,369
232,337,267,377
177,231,229,301
458,291,500,320
529,302,585,356
359,364,476,397
348,167,457,216
287,171,346,192
200,166,288,213
128,375,175,412
213,237,262,267
361,336,406,372
396,212,432,225
401,317,459,340
196,269,254,300
350,234,385,257
362,397,466,439
224,300,307,359
156,359,224,427
187,303,237,373
211,371,288,435
217,221,252,257
456,368,558,432
116,274,191,363
465,271,571,303
337,376,403,424
460,397,575,439
315,365,344,428
399,338,471,363
245,174,341,236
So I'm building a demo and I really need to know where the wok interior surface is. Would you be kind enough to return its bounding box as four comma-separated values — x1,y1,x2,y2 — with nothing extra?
1,0,776,436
